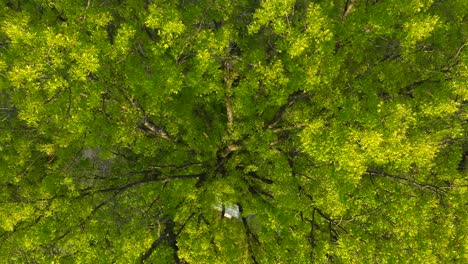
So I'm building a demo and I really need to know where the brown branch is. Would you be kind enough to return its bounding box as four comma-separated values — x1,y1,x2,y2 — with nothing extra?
400,78,446,98
141,117,170,140
264,90,308,130
304,195,349,235
195,145,239,188
140,217,174,263
199,143,242,188
247,172,274,184
314,208,349,235
270,125,305,133
225,91,234,130
342,0,355,20
238,203,260,264
308,209,317,248
140,235,165,262
51,192,121,244
125,169,162,177
92,173,204,194
445,43,467,71
166,218,181,264
117,86,171,140
149,163,204,170
366,170,446,196
248,186,274,200
223,60,236,131
176,213,195,238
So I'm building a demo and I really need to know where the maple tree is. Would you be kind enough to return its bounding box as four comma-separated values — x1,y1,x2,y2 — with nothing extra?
0,0,467,263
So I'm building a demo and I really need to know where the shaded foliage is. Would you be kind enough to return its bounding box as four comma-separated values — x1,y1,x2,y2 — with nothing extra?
0,0,467,263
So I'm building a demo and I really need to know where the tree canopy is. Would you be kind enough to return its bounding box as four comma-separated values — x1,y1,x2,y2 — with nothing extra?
0,0,467,263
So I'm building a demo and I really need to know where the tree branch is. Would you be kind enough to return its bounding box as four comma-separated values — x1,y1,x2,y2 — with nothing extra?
176,213,195,238
400,78,446,98
238,203,260,264
78,173,204,197
141,117,170,140
247,172,274,184
342,0,355,20
117,86,171,140
225,89,234,131
445,43,467,71
264,90,308,130
366,170,446,196
140,216,181,263
141,241,163,262
93,173,204,194
51,192,121,245
223,60,236,131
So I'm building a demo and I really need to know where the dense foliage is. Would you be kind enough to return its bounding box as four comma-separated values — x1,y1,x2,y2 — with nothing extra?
0,0,467,263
